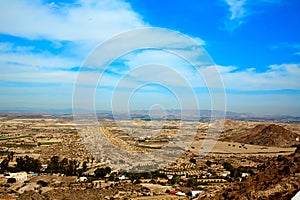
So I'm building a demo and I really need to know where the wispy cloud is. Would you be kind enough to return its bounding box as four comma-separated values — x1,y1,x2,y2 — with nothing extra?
226,0,247,20
223,0,247,31
210,63,300,90
222,0,282,31
270,42,300,57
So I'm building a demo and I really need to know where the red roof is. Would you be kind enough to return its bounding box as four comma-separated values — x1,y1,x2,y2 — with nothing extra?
169,191,179,195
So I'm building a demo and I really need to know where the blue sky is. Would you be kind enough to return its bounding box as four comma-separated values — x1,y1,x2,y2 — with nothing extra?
0,0,300,116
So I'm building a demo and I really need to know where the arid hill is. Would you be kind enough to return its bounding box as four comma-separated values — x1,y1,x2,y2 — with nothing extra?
210,146,300,200
223,124,300,147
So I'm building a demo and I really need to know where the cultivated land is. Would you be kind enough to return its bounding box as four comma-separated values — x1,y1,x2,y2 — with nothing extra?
0,114,299,199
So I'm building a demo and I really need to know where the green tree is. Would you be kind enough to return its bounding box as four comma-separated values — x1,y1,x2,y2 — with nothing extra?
66,160,78,176
105,166,111,174
82,161,88,172
23,156,41,172
59,158,69,174
37,180,48,187
94,168,107,179
186,177,198,187
206,160,212,167
48,156,60,173
223,162,234,171
16,157,25,171
0,158,9,173
190,158,196,164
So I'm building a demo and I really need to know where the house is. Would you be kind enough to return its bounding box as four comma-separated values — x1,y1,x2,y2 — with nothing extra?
137,137,145,142
41,164,48,171
175,191,186,196
169,190,179,195
169,190,186,196
78,176,88,182
167,174,173,180
190,190,202,197
241,173,249,178
218,171,231,177
205,172,212,177
118,175,127,180
6,172,27,182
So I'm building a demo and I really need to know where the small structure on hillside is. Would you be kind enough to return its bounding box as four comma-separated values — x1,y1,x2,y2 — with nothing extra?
5,172,27,182
190,190,202,197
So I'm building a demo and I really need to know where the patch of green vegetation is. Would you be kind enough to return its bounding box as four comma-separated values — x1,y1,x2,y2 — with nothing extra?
0,135,31,141
0,143,36,148
20,143,36,148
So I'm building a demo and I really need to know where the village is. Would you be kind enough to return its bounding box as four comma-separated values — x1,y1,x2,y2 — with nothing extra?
0,150,252,199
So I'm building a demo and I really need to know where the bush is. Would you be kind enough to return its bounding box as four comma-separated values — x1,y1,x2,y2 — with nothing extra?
135,179,141,184
149,179,156,184
190,158,196,164
206,160,212,167
7,178,16,183
94,168,107,179
37,180,48,187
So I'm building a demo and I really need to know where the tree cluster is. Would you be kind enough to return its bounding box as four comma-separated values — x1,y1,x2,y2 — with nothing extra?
0,153,88,177
94,167,111,179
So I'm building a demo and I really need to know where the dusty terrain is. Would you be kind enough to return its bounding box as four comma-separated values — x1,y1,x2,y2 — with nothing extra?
0,115,299,199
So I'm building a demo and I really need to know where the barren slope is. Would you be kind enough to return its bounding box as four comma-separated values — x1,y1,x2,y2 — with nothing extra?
224,124,300,147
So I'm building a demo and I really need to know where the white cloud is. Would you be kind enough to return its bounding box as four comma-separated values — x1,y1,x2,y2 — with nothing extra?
222,0,283,31
0,0,146,44
210,63,300,90
0,0,148,88
0,51,78,69
225,0,247,20
223,0,247,31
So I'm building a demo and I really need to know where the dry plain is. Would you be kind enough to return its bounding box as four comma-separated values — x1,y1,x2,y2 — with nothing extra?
0,115,299,199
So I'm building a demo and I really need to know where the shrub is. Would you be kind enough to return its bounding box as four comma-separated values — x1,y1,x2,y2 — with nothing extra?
37,180,48,187
7,178,16,183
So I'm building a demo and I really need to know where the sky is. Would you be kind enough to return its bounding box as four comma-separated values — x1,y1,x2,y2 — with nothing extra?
0,0,300,116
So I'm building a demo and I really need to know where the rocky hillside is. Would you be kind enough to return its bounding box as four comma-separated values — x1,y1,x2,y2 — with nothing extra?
211,146,300,200
224,124,300,147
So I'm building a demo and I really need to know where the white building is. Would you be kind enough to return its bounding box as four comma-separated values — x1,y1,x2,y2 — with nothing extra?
175,191,186,196
78,176,88,182
6,172,27,182
118,175,127,180
190,190,202,197
241,173,250,178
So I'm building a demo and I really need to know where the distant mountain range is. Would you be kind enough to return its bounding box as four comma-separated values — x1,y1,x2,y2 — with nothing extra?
1,109,300,123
